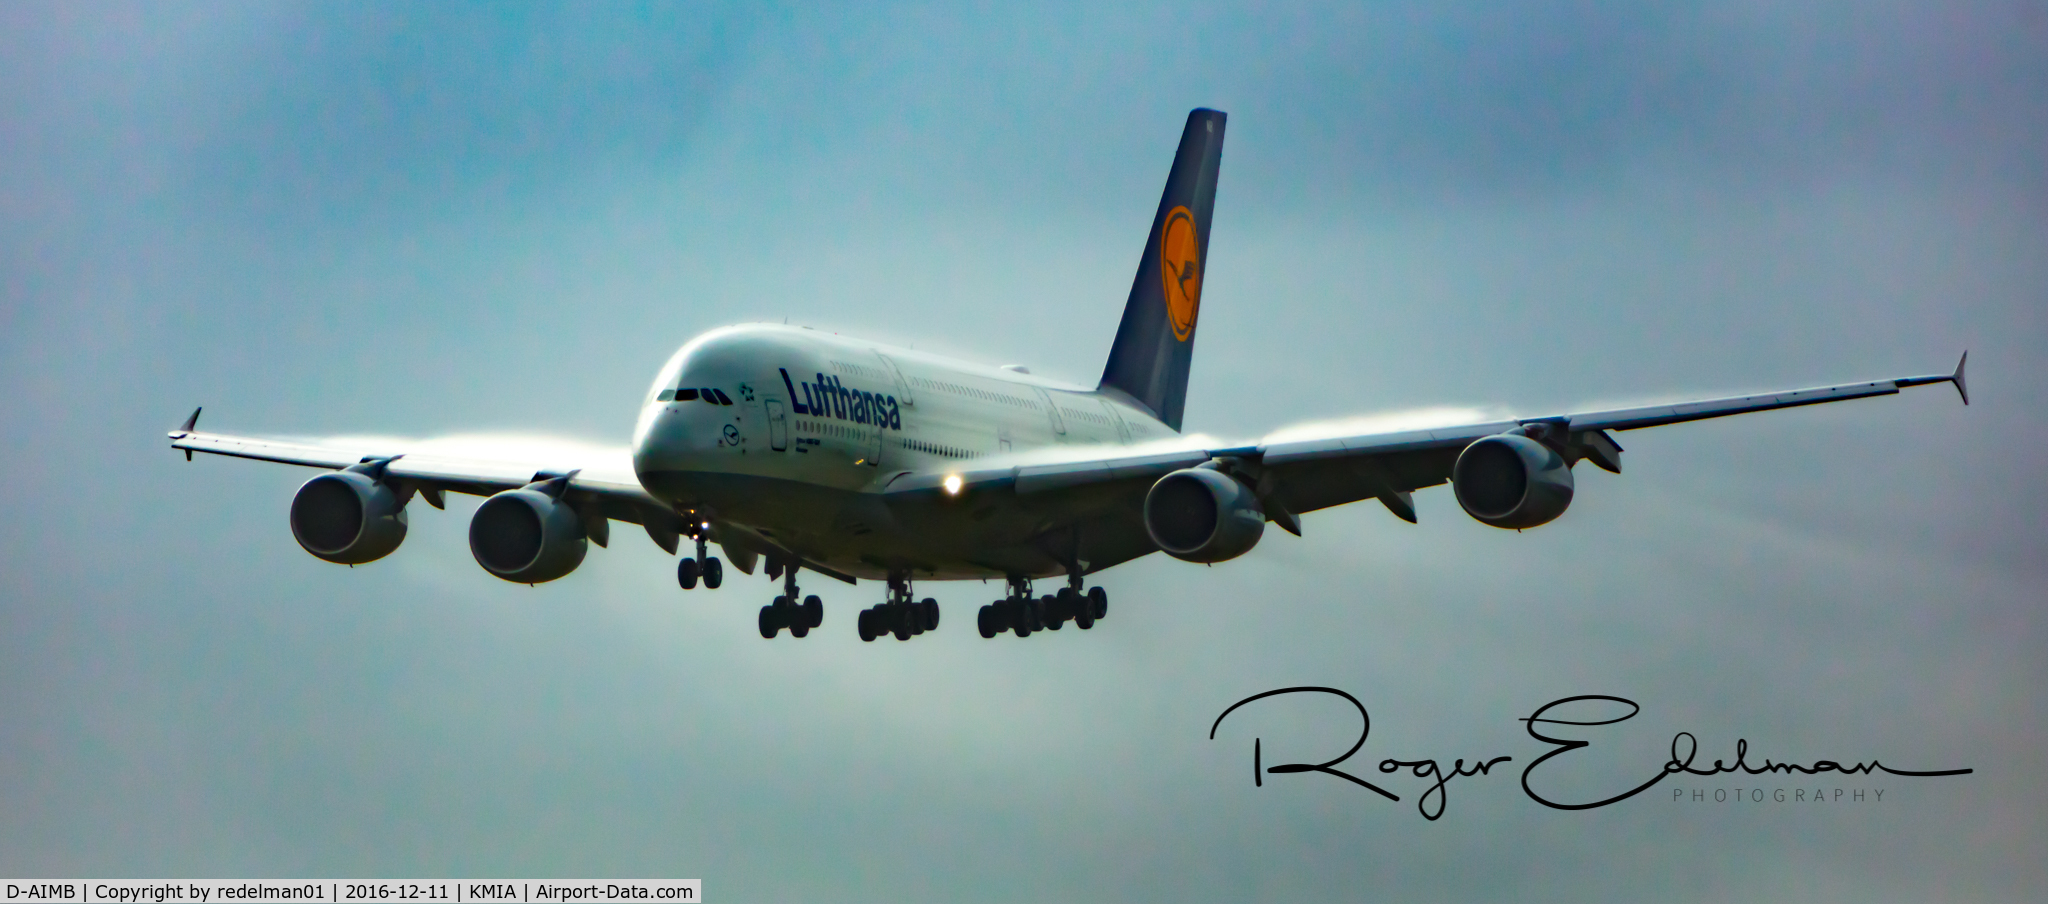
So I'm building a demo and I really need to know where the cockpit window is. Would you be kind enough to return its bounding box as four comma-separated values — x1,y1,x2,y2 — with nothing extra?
657,389,675,401
712,388,734,406
673,388,700,401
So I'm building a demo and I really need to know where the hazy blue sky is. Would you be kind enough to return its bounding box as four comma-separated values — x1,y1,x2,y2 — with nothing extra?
2,2,2043,900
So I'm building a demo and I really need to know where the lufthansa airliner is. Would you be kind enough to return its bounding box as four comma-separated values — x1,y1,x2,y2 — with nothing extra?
169,109,1968,643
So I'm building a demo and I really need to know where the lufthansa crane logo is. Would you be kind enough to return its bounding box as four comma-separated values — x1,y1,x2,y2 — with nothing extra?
1159,205,1202,341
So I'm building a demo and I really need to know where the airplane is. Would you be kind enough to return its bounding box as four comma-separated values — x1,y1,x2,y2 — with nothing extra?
167,108,1969,644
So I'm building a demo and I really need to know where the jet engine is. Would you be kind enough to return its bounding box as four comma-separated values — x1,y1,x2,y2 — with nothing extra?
290,470,409,564
469,483,588,583
1144,466,1266,562
1452,432,1575,529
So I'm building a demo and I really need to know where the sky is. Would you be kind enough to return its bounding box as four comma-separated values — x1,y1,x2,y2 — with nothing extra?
2,1,2044,900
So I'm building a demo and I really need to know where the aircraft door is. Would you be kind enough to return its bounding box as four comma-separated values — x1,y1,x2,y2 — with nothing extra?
767,399,788,451
1033,387,1067,439
1102,398,1133,443
874,351,915,408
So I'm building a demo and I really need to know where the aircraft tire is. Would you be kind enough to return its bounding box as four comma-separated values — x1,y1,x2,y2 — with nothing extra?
803,594,823,628
1088,586,1108,620
677,557,699,590
921,598,939,631
858,608,877,642
702,557,723,589
977,604,998,638
758,604,779,639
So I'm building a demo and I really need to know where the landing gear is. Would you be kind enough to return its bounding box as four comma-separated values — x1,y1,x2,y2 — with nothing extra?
1075,585,1107,629
678,530,722,590
759,560,821,639
861,574,938,642
978,574,1108,639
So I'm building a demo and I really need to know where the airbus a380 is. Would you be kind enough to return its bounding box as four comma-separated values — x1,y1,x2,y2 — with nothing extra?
169,108,1969,643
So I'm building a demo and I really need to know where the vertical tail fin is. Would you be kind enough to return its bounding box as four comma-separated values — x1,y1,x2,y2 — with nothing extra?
1097,108,1226,432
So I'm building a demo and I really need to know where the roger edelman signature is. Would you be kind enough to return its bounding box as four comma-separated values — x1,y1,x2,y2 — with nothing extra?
1209,689,1973,821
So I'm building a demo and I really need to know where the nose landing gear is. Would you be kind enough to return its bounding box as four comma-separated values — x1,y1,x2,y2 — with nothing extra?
676,529,722,590
977,574,1107,639
860,574,938,642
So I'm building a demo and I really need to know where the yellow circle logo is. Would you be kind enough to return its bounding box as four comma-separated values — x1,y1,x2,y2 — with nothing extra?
1158,205,1202,341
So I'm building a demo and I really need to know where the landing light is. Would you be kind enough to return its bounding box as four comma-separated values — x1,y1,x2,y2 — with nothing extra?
943,474,964,496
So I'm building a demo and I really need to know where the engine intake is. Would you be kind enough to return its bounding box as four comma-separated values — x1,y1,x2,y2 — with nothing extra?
469,485,588,583
1452,432,1574,529
290,471,408,564
1144,466,1265,563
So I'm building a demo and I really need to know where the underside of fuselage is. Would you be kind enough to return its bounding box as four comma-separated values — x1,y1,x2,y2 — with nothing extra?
638,464,1161,583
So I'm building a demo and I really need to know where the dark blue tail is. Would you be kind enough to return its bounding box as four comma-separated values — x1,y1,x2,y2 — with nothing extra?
1097,108,1226,432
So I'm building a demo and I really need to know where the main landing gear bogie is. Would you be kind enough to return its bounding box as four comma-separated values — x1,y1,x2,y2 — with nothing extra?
760,557,821,640
760,593,823,639
977,577,1107,639
861,575,939,643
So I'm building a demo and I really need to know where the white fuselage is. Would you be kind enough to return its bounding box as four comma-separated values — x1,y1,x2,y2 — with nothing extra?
630,324,1174,580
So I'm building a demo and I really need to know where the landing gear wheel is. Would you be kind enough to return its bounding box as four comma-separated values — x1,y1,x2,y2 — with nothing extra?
766,595,799,638
1088,586,1108,620
702,557,723,589
892,605,913,641
1033,596,1052,632
977,604,998,639
758,603,781,639
677,557,700,590
858,608,878,642
803,594,824,629
920,598,939,631
1046,590,1072,630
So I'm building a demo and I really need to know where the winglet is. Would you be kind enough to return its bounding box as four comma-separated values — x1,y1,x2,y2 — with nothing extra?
171,406,201,438
1894,352,1971,405
1952,351,1969,405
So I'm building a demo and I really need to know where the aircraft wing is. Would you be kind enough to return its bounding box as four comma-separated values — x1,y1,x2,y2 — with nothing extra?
166,410,688,550
888,355,1969,530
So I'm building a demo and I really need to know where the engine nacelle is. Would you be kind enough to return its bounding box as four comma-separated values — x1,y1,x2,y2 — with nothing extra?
1144,466,1266,563
1452,432,1575,529
469,487,588,583
290,471,409,564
